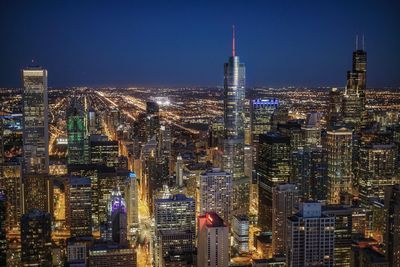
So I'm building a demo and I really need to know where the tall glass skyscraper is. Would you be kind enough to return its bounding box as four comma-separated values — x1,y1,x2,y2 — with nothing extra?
22,67,49,174
223,26,248,216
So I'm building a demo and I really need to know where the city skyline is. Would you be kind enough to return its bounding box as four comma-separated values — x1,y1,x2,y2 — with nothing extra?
0,0,400,88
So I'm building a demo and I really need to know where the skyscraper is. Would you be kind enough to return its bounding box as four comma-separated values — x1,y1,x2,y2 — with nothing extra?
232,214,249,253
110,188,128,245
384,184,400,266
287,202,335,267
199,168,232,222
256,132,291,231
342,38,367,128
125,172,139,236
197,212,229,267
326,127,353,204
21,67,49,174
223,26,248,216
21,209,52,266
272,184,298,256
175,154,184,187
146,101,160,141
67,99,89,164
250,98,279,147
66,177,92,237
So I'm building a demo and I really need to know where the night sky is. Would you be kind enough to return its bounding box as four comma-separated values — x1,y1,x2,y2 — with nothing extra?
0,0,399,88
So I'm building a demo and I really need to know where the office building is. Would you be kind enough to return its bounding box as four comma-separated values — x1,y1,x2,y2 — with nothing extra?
256,132,291,231
176,154,184,187
66,177,92,237
301,112,322,147
326,127,353,204
146,101,160,141
272,184,298,256
125,172,139,235
197,212,229,267
384,184,400,266
21,67,49,174
21,209,52,266
287,202,335,267
67,99,89,164
111,188,128,245
199,168,232,222
323,205,353,267
327,88,343,128
90,139,119,167
88,243,136,267
158,230,195,267
250,98,279,147
223,26,248,216
232,214,249,253
359,144,397,205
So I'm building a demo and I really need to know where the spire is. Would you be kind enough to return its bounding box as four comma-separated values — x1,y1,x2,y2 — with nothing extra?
232,25,236,57
355,35,359,50
362,34,365,51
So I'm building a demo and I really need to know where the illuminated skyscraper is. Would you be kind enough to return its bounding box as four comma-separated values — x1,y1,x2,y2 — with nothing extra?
67,99,88,164
272,184,298,256
326,127,353,204
66,177,92,237
250,98,279,147
197,212,229,267
125,172,139,235
359,144,397,206
256,132,290,231
176,154,184,187
223,26,248,216
21,209,52,266
327,88,343,128
21,67,49,174
199,168,232,222
342,38,367,128
110,188,128,245
287,202,335,267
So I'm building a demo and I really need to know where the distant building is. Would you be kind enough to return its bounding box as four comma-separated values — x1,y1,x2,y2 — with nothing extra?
199,168,232,222
197,212,229,267
232,214,249,253
146,101,160,141
176,154,184,187
21,209,52,266
287,202,335,267
272,184,298,256
0,191,6,266
66,177,92,237
67,99,89,164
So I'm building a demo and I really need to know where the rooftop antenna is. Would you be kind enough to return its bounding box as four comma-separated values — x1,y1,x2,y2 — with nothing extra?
356,35,359,50
232,25,236,57
362,34,365,50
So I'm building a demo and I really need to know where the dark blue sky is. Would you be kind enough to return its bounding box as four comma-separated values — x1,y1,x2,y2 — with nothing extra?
0,0,399,87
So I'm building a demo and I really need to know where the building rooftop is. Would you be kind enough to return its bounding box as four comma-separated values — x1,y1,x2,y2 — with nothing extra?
203,212,225,228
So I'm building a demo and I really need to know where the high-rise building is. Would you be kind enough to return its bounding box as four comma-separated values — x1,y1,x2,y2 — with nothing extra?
232,214,249,253
146,101,160,141
199,168,232,222
287,202,335,267
176,154,184,187
301,112,322,147
197,212,229,267
90,139,119,167
272,184,298,256
384,184,400,266
256,132,290,231
223,26,248,216
322,205,353,267
158,230,195,267
21,67,49,174
327,88,343,128
66,177,92,237
359,144,398,206
110,188,127,245
125,172,139,236
87,108,97,135
342,40,367,128
21,209,52,266
67,99,89,164
326,127,353,204
154,194,195,267
250,98,279,147
88,243,136,267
